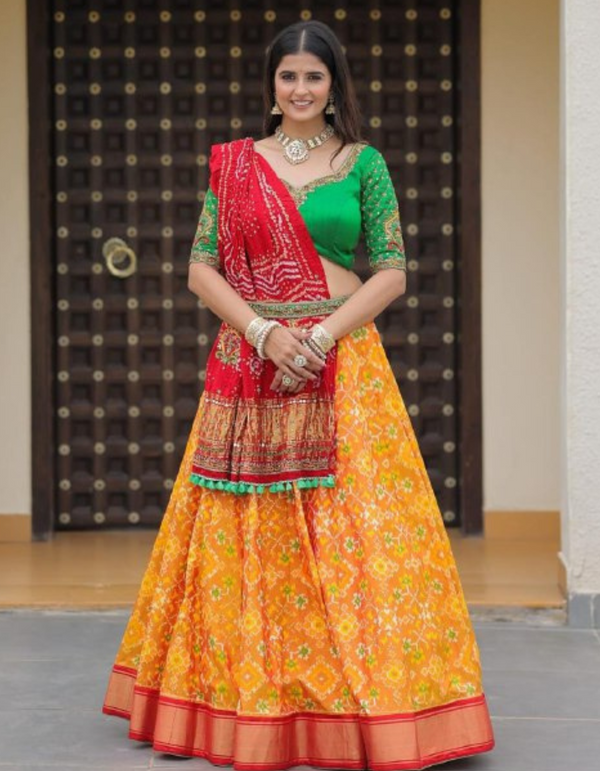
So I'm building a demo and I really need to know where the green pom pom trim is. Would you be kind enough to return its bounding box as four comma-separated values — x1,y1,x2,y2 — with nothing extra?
189,474,335,494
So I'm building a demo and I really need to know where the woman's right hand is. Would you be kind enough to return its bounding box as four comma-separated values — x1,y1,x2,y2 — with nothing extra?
263,325,325,383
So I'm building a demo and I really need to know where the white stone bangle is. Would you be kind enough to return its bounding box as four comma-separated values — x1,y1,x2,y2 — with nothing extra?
256,320,281,360
245,316,267,347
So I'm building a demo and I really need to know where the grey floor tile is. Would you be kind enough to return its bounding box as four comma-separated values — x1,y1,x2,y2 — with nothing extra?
483,668,600,719
0,709,151,768
0,611,128,661
0,657,113,711
0,766,150,770
474,624,600,672
434,716,600,771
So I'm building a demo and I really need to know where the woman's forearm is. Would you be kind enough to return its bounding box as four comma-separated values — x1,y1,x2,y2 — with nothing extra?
188,262,325,383
187,263,258,333
320,269,407,340
188,262,407,347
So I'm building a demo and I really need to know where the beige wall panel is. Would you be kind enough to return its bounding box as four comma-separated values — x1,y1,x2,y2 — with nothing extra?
481,0,560,511
0,0,30,516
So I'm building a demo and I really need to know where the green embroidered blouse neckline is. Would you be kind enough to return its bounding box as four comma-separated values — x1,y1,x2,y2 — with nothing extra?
254,142,369,207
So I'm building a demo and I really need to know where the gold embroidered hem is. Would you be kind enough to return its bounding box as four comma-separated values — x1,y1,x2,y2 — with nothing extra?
102,322,495,769
103,668,494,770
371,255,407,272
189,248,219,267
190,391,336,481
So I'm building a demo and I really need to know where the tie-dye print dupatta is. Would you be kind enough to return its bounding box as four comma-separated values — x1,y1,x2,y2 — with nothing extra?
189,138,338,493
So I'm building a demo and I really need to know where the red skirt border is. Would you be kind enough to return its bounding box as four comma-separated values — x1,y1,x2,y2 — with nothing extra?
102,664,495,771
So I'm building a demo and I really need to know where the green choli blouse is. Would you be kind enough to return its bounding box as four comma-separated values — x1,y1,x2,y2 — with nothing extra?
189,142,407,274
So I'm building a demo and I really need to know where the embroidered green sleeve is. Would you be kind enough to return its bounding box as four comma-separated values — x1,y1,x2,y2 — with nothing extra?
360,150,407,273
189,187,219,268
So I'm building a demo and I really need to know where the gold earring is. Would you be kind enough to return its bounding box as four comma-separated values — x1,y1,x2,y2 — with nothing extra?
325,93,336,115
271,100,283,115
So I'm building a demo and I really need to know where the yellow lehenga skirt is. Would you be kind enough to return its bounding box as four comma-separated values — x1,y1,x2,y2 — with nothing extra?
102,322,495,770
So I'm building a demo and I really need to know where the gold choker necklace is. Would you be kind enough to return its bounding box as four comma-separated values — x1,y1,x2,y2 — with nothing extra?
274,124,335,165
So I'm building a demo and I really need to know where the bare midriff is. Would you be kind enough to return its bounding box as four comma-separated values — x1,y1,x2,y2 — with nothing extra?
319,254,363,299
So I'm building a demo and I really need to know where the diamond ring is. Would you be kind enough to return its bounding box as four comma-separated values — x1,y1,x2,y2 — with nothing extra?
293,354,307,368
282,375,295,387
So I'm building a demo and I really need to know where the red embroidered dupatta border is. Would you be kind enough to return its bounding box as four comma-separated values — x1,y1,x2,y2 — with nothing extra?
190,138,338,493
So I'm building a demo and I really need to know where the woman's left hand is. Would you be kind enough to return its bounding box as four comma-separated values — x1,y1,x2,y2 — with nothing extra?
268,325,313,394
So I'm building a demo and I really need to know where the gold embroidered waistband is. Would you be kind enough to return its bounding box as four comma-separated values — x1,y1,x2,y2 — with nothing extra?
248,295,350,319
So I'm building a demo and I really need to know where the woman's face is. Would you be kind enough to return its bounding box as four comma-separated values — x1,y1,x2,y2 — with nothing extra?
273,51,333,123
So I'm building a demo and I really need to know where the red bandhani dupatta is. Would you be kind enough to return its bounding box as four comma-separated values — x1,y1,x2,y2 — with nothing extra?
190,137,338,494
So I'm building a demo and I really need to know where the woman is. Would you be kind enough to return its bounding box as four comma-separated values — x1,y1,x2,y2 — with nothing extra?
102,20,495,770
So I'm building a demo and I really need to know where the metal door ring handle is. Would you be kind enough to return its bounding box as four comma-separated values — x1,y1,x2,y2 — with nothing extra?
102,237,137,278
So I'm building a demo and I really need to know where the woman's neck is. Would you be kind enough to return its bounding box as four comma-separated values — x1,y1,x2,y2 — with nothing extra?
279,116,329,139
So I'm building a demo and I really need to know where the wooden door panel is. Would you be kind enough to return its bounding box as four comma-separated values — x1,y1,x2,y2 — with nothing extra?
51,0,463,530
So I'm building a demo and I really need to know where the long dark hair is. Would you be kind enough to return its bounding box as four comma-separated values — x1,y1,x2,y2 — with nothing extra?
262,21,364,163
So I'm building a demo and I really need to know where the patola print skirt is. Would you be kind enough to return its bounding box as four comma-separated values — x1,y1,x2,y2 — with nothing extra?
102,322,495,770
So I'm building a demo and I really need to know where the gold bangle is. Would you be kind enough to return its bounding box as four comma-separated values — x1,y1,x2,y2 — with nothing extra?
310,323,336,355
302,338,326,361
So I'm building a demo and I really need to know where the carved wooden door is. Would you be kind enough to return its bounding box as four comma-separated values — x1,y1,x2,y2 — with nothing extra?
50,0,465,530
